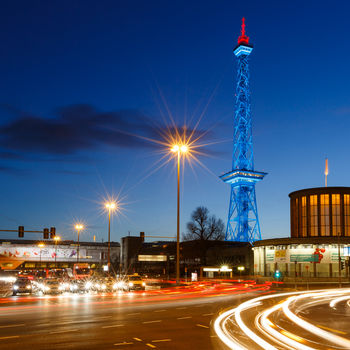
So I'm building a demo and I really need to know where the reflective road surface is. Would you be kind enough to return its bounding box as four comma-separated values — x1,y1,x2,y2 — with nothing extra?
0,281,271,350
213,288,350,350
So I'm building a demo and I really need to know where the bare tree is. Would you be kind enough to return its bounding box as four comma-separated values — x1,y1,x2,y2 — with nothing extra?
183,206,225,241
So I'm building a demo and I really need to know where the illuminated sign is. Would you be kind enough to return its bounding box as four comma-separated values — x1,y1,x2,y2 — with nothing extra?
138,255,167,262
0,245,87,261
203,266,232,272
275,250,286,262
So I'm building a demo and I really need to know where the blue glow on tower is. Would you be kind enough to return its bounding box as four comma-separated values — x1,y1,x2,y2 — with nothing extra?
220,18,266,243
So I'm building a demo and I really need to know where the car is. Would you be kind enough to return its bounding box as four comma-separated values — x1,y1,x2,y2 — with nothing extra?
100,277,117,292
69,279,84,293
88,277,115,292
122,274,146,291
12,277,33,295
42,279,62,294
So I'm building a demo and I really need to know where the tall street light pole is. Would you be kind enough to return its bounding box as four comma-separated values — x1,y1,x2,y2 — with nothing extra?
105,202,116,272
75,224,84,263
171,144,188,284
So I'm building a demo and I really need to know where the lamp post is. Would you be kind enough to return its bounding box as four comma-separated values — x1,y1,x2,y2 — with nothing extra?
54,236,60,268
105,202,116,272
237,266,245,280
75,224,84,263
171,144,188,284
38,243,45,268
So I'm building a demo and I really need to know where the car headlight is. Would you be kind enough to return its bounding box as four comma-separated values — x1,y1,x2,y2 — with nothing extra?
128,282,133,287
101,284,106,290
142,282,146,286
95,283,100,289
73,284,78,290
45,286,50,291
117,281,125,288
13,285,19,290
85,281,92,289
26,285,31,289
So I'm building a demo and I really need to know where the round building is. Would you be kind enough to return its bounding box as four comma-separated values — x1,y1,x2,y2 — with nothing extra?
290,187,350,238
254,187,350,279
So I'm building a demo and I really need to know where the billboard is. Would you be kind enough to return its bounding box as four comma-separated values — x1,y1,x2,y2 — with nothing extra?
0,244,87,261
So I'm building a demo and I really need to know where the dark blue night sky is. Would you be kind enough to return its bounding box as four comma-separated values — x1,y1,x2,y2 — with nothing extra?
0,0,349,242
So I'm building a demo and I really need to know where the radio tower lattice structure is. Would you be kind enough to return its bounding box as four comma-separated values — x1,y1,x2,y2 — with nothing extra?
220,18,267,243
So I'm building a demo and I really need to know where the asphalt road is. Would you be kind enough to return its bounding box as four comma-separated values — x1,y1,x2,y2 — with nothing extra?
215,288,350,350
0,282,270,350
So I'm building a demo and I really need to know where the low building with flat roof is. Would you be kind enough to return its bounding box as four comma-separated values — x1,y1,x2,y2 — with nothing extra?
121,232,253,278
0,239,120,271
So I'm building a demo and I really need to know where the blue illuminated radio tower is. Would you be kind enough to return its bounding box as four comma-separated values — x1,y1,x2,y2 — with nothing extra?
220,18,266,243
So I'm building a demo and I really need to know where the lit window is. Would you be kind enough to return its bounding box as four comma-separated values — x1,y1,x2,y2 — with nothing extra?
301,196,307,237
320,194,330,236
310,195,318,236
332,194,341,236
345,195,350,235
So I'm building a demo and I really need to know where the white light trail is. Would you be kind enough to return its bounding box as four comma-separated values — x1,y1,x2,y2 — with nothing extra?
329,295,350,308
213,289,350,350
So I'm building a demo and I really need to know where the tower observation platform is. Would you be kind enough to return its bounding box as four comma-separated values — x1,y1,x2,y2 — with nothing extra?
220,18,267,243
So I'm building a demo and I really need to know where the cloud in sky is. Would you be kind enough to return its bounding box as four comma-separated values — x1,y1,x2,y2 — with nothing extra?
0,104,212,161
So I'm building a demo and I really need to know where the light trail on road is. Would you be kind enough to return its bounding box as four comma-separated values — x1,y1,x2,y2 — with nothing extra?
213,288,350,350
0,280,270,311
0,280,274,349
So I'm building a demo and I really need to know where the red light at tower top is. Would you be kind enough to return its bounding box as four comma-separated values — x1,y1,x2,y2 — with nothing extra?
238,17,249,45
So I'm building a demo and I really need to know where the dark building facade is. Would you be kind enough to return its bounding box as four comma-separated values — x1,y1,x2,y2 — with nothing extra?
120,235,144,273
120,232,253,278
121,234,176,276
181,240,253,276
290,187,350,238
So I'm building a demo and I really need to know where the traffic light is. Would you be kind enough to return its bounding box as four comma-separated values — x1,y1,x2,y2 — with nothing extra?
43,228,49,239
18,226,24,238
341,260,345,270
274,270,281,279
50,227,56,239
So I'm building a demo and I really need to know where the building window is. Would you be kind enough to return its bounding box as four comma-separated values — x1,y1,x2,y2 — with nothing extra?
320,194,330,236
344,194,350,235
332,194,341,236
301,196,307,237
310,195,318,236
